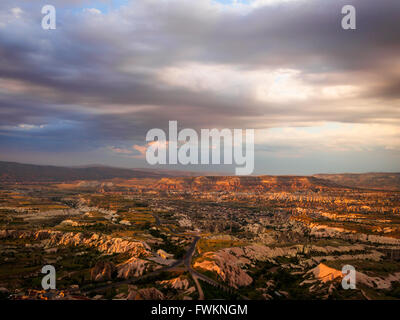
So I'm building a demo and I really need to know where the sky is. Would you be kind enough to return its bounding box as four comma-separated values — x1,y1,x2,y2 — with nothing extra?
0,0,399,175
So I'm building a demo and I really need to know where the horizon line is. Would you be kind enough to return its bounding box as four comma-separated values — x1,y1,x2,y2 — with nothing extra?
1,159,399,177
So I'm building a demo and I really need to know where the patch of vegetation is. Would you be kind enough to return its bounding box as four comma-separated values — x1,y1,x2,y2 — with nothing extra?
149,229,186,259
197,238,248,254
199,279,239,300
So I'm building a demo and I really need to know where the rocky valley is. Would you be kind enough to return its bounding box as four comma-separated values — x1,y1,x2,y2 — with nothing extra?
0,164,400,300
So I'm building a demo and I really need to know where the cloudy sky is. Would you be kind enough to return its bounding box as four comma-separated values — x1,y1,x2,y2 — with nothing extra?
0,0,399,174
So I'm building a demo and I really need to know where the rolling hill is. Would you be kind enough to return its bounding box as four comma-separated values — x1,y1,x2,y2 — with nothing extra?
0,161,166,182
314,173,400,191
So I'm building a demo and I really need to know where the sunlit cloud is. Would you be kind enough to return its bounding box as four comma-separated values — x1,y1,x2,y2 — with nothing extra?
0,0,399,172
256,123,400,154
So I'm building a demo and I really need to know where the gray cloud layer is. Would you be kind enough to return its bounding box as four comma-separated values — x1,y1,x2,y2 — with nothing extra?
0,0,399,170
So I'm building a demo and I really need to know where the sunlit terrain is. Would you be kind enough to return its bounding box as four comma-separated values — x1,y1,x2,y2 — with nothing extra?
1,163,400,300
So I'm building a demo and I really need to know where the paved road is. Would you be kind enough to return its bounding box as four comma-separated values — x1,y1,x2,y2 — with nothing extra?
191,273,205,300
82,211,246,299
182,236,205,300
182,236,233,294
188,258,250,300
183,236,200,266
82,235,200,294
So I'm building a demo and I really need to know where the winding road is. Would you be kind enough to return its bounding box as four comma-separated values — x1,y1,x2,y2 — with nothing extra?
82,235,200,294
83,212,244,299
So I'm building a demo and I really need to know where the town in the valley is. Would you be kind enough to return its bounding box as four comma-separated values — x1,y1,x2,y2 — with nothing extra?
1,163,400,300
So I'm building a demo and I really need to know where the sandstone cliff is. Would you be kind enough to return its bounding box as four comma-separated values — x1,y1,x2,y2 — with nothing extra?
127,287,165,300
154,176,344,192
159,276,190,290
0,229,151,257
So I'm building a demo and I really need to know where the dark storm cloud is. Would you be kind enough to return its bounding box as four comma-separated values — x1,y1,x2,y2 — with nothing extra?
0,0,399,155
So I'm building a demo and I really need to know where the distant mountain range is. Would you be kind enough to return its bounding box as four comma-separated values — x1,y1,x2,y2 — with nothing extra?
314,173,400,191
0,161,201,182
0,161,399,191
